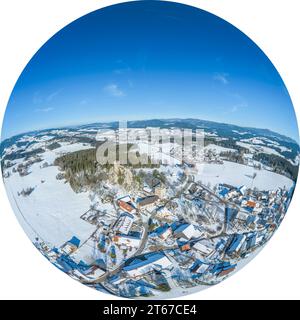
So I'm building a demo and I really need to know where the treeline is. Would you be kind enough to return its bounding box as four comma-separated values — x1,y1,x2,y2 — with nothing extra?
205,137,249,153
3,148,45,161
54,145,160,192
220,151,245,164
54,148,101,191
54,148,98,174
47,135,97,146
253,153,298,181
46,142,61,151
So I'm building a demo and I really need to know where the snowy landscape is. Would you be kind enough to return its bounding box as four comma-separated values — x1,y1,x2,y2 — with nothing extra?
1,118,299,298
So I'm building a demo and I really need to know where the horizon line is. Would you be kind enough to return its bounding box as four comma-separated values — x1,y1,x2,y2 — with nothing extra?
1,117,299,145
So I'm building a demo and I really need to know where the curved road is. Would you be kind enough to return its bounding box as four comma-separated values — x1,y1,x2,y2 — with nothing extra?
85,176,246,285
84,176,192,284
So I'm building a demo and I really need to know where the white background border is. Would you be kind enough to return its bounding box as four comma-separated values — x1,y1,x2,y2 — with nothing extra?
0,0,299,300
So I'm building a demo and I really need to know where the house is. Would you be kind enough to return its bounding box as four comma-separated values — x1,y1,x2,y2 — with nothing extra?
159,227,172,240
225,207,238,226
227,189,239,199
83,265,105,279
112,234,141,249
114,212,135,235
217,266,236,278
242,199,256,209
155,225,173,240
118,200,136,213
95,258,106,270
136,195,159,209
188,182,198,195
123,252,173,278
117,196,136,214
72,265,105,281
193,240,215,257
246,215,256,227
55,254,88,274
173,223,196,241
255,232,266,246
191,261,210,274
246,200,256,208
60,236,80,255
218,187,230,198
246,234,257,250
225,234,246,256
238,185,247,196
236,211,248,222
180,243,191,251
210,262,237,278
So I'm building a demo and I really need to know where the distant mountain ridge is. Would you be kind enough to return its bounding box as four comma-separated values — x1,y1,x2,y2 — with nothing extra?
78,118,299,145
1,118,299,160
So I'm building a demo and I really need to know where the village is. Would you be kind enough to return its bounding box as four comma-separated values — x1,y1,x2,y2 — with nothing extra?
1,123,297,298
34,152,295,298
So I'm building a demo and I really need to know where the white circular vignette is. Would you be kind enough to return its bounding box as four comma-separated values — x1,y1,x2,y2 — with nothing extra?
0,0,299,300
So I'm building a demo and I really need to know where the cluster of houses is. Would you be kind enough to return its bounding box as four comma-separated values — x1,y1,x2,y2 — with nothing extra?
99,181,294,296
36,236,107,283
34,165,295,298
216,182,293,231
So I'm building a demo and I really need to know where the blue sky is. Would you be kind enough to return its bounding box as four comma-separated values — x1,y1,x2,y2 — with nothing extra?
1,0,299,141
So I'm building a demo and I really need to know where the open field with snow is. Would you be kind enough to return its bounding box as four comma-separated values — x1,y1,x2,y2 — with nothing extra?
195,161,293,190
204,143,236,153
4,144,95,246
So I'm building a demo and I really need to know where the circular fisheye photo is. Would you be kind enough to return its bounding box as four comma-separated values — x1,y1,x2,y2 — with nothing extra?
1,1,299,299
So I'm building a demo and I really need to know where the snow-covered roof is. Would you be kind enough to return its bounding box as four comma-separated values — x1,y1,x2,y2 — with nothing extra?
114,212,135,235
193,241,215,255
113,234,141,248
68,236,80,248
123,253,172,277
174,224,195,240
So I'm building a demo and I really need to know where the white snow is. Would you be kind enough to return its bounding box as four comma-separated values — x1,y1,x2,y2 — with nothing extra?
236,141,283,157
194,161,293,190
241,137,265,145
232,130,250,135
4,144,96,247
204,144,236,153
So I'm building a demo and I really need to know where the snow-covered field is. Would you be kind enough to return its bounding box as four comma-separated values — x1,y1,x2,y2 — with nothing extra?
236,141,283,157
1,125,298,299
4,144,95,246
2,131,296,255
204,144,236,153
195,161,293,190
